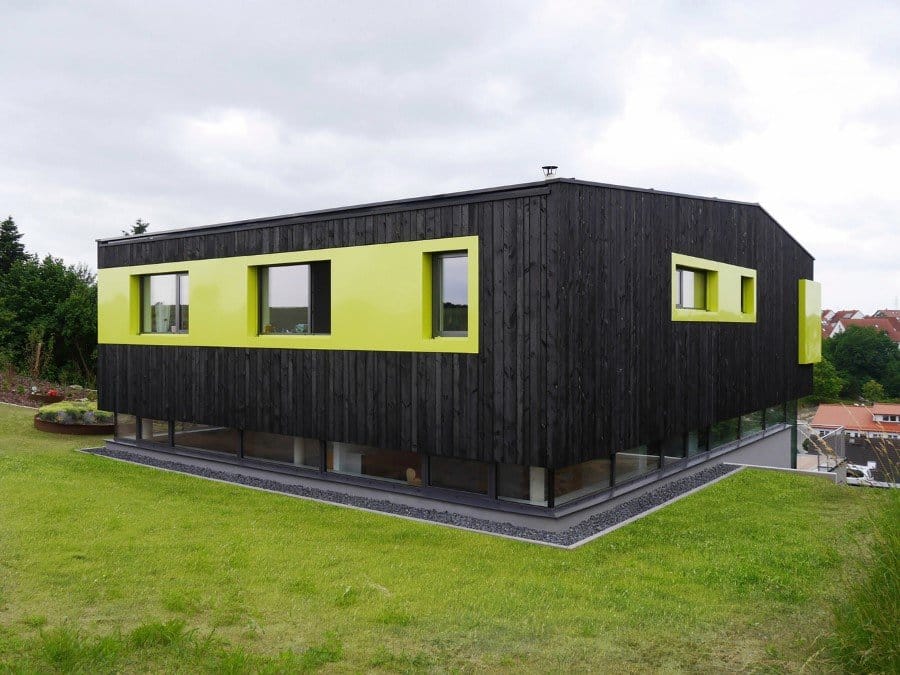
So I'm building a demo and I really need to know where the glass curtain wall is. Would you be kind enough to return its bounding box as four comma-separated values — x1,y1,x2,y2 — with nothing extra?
614,445,660,483
173,422,239,454
244,431,321,468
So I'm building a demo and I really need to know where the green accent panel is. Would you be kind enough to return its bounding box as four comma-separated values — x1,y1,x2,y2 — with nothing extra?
671,253,757,323
798,279,822,364
98,236,479,354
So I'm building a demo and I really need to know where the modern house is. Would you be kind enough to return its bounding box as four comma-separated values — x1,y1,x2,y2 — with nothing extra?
96,177,821,519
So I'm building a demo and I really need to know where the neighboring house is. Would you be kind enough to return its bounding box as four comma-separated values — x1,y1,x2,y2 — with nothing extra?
827,317,900,348
821,309,835,323
811,404,900,440
95,178,820,519
873,309,900,319
833,309,865,321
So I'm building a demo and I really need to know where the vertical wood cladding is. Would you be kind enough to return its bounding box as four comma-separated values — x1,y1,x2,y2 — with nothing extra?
98,181,814,468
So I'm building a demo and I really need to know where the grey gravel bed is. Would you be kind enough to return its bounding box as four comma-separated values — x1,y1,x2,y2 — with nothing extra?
85,446,740,547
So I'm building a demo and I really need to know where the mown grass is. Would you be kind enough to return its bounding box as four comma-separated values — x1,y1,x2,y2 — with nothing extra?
0,402,892,672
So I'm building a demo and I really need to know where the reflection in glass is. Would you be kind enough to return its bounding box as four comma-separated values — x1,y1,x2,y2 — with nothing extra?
142,274,188,333
661,434,686,466
676,267,706,310
173,422,239,454
740,410,763,438
710,417,740,449
498,463,548,505
244,431,320,468
687,429,709,456
615,445,660,483
140,418,170,445
429,456,489,494
327,442,423,485
115,414,137,440
765,404,786,427
436,253,468,335
554,458,611,504
260,265,311,334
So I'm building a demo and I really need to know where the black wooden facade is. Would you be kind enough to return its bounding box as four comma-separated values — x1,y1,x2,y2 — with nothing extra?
97,179,814,469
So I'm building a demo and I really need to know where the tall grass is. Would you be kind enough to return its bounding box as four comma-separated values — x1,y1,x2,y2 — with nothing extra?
826,439,899,673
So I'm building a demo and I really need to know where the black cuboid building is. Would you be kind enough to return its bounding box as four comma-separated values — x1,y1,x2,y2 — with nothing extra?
97,177,821,520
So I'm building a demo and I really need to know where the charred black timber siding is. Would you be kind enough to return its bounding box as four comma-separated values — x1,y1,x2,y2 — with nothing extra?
98,180,814,469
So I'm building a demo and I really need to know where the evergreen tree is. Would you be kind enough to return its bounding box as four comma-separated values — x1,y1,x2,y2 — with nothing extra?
0,216,26,273
122,218,150,236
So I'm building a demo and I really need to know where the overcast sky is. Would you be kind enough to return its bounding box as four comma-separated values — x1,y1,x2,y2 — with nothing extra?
2,0,898,313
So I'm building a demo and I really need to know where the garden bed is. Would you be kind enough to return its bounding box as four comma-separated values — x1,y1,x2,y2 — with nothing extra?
33,401,113,435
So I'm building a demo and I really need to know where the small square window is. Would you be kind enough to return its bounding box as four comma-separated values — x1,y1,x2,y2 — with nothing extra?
741,275,755,314
141,273,188,333
259,262,331,335
433,252,468,337
675,266,707,310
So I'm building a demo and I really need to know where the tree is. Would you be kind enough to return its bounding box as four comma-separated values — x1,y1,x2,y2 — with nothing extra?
861,379,885,402
0,216,26,273
824,326,900,398
812,356,844,401
0,254,97,383
122,218,150,236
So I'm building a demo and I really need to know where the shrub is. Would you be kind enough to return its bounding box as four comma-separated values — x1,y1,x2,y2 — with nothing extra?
36,401,113,425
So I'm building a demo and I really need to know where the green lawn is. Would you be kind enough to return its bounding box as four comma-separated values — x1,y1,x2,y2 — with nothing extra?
0,403,889,672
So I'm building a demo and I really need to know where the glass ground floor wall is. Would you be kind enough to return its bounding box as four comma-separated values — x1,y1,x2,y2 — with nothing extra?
114,402,794,509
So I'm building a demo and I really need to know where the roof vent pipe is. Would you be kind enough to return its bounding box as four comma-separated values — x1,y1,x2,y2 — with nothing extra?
541,165,558,179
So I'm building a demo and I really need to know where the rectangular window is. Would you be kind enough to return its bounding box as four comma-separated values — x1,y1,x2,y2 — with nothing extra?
615,445,660,484
326,442,422,485
173,422,239,455
141,273,188,333
433,252,468,336
710,417,740,449
497,464,548,506
259,262,331,335
661,434,686,466
741,275,755,314
687,429,709,456
114,413,137,440
138,418,170,445
244,431,321,468
740,410,764,438
553,458,611,504
676,267,707,310
429,456,489,494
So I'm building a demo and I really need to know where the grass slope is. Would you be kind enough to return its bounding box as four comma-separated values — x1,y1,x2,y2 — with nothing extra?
0,403,890,672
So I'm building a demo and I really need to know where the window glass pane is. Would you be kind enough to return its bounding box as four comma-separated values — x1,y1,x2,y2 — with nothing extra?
687,429,708,456
615,445,660,484
498,463,547,506
429,456,489,494
740,410,764,438
765,404,786,427
439,254,468,334
261,265,310,334
142,275,177,333
139,418,170,445
115,414,137,440
178,274,189,331
661,434,686,465
244,431,320,468
677,267,706,310
326,442,422,485
710,417,740,448
173,422,239,454
554,458,611,504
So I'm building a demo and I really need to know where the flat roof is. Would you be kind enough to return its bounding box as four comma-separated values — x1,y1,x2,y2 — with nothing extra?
96,177,813,259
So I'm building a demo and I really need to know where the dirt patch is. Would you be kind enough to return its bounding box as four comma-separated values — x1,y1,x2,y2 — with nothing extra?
0,367,91,408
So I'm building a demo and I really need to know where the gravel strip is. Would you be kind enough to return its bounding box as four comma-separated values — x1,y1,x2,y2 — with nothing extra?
86,446,740,547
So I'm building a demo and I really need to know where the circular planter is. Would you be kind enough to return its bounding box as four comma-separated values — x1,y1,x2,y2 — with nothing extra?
28,393,65,405
34,416,114,435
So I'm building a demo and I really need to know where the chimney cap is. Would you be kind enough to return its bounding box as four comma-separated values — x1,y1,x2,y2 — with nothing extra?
541,165,558,178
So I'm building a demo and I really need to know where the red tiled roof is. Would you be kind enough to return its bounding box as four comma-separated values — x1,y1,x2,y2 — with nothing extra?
833,310,862,320
811,404,900,434
840,318,900,343
873,403,900,416
874,309,900,319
